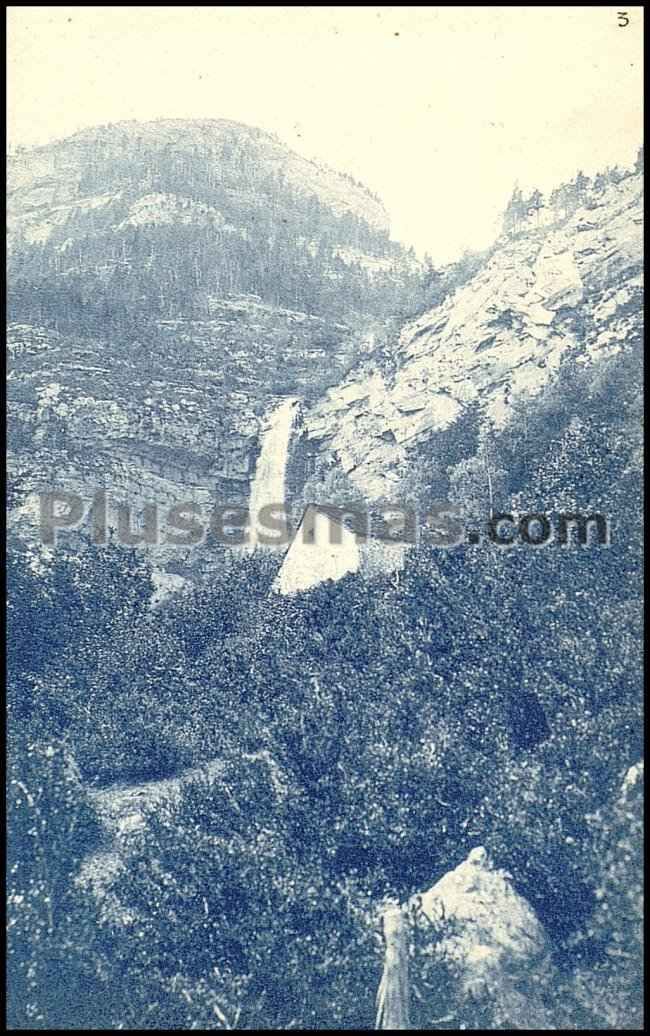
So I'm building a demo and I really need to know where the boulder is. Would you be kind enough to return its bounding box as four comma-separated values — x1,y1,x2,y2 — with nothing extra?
412,846,555,1029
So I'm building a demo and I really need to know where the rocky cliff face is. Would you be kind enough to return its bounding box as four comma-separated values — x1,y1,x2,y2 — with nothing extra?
7,119,419,560
7,300,363,520
303,172,643,500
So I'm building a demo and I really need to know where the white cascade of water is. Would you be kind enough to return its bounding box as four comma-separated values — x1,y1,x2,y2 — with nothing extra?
247,397,300,550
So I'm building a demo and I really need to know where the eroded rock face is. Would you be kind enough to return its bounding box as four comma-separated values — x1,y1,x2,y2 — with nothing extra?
413,846,554,1029
272,504,407,595
304,173,643,500
6,299,359,566
273,505,361,595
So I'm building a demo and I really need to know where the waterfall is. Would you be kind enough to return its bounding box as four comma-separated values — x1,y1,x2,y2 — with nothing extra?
247,397,300,550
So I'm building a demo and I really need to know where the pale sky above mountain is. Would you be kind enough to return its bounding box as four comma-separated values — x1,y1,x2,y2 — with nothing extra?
7,6,644,262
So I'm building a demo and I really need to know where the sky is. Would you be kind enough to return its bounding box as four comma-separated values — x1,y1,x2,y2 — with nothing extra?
7,6,644,262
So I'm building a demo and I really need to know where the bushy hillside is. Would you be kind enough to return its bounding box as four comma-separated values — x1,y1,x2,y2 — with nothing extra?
7,286,643,1024
7,440,642,1027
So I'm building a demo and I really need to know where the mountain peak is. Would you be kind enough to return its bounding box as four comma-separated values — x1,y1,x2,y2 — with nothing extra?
8,117,389,233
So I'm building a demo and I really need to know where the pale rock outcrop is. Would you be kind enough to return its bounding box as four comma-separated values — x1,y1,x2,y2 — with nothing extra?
273,504,407,595
619,758,644,804
412,847,554,1029
273,505,362,595
304,173,643,500
533,243,584,309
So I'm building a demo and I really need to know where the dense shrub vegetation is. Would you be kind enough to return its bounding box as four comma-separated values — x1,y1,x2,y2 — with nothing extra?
6,334,643,1028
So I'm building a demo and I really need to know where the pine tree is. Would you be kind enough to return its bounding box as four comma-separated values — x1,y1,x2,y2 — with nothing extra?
502,185,526,235
574,170,590,206
563,179,579,216
634,145,644,173
528,188,544,226
549,185,565,220
422,254,439,290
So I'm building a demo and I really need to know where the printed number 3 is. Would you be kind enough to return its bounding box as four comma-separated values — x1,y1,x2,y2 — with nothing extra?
618,11,630,26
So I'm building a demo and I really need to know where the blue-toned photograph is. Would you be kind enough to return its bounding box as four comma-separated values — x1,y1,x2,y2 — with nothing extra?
6,6,643,1030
